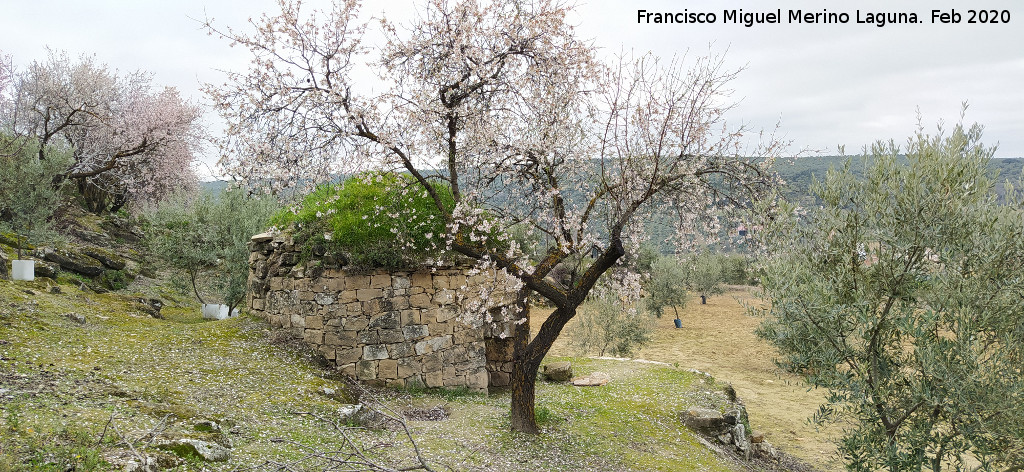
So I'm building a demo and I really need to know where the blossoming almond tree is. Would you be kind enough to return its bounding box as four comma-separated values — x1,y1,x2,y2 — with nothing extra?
206,0,783,433
4,51,203,213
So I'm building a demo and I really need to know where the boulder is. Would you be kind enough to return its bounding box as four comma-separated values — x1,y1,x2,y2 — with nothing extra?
542,361,573,382
571,371,611,387
680,407,729,434
65,312,87,324
39,247,105,277
250,231,274,243
34,261,59,279
80,247,127,270
155,438,230,462
0,251,8,280
338,404,396,430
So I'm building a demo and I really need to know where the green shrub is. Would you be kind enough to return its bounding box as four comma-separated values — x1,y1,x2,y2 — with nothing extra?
270,172,454,269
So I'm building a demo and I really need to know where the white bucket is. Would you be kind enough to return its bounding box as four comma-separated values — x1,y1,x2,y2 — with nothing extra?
202,303,239,320
12,260,34,281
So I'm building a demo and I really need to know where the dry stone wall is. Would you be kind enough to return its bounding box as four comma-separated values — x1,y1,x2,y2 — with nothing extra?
247,231,517,393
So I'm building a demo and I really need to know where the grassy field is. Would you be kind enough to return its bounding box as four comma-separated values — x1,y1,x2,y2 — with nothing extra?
0,277,775,471
536,287,844,472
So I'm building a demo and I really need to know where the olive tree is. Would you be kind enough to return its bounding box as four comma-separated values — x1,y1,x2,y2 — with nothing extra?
684,251,725,304
206,0,781,433
147,188,277,313
752,119,1024,471
645,256,688,322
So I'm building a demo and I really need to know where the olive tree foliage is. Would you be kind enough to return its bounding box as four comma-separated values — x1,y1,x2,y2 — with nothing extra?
684,251,725,304
147,188,278,314
1,51,203,214
644,256,688,321
205,0,782,433
0,134,72,258
751,120,1024,471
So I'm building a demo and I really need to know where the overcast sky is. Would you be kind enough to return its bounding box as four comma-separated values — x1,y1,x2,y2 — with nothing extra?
2,0,1022,178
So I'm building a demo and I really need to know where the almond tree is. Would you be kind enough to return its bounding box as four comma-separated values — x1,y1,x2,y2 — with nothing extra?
4,51,203,213
207,0,782,433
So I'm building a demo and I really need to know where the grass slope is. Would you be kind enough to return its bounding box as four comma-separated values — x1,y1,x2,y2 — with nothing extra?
0,276,748,472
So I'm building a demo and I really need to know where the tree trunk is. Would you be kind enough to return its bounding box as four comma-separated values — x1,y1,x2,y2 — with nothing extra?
508,290,539,433
509,355,543,434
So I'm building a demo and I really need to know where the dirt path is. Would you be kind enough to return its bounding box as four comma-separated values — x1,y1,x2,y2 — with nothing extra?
534,287,844,471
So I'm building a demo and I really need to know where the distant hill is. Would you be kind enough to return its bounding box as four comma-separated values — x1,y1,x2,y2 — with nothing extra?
773,156,1024,202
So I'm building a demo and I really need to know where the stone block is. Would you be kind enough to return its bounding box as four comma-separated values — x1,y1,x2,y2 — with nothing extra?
368,311,401,330
402,324,429,341
405,374,425,390
347,274,371,290
341,316,369,331
421,353,442,372
324,330,358,347
424,370,443,388
363,344,389,360
432,276,450,290
378,359,399,379
314,293,335,305
317,345,336,361
391,297,411,310
357,360,378,380
442,365,457,380
340,290,358,303
410,293,431,308
338,363,356,377
400,309,420,325
467,367,489,390
370,274,391,289
357,288,382,302
379,329,405,344
303,329,324,345
305,316,324,330
336,347,361,364
388,342,414,359
432,289,454,305
443,375,464,387
290,314,306,329
488,370,510,387
358,330,380,344
450,275,467,290
392,275,411,289
453,327,483,345
435,305,457,322
251,298,265,311
411,272,431,289
397,358,421,378
327,277,345,292
386,378,405,389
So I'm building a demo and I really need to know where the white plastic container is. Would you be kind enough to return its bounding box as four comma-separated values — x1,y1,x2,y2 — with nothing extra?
202,303,239,320
11,260,34,281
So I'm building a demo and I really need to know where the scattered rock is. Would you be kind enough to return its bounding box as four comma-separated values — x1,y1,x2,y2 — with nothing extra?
338,404,396,430
752,440,778,459
23,289,38,296
543,361,573,382
64,313,87,325
321,387,336,397
571,371,610,387
135,298,164,319
47,284,61,294
155,438,230,462
680,407,728,433
194,420,221,433
751,430,766,443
